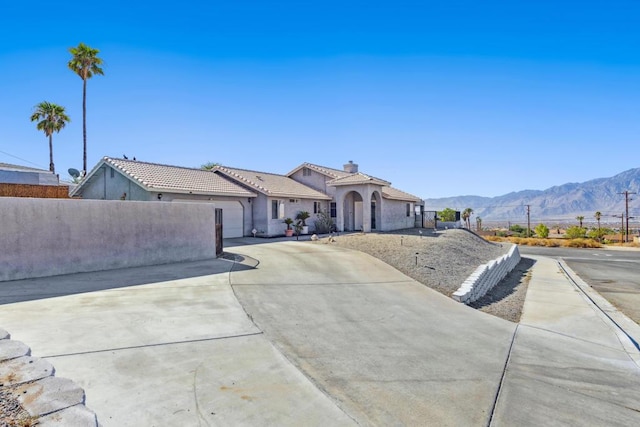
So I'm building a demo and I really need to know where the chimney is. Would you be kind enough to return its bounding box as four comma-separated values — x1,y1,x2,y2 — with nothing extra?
343,160,358,173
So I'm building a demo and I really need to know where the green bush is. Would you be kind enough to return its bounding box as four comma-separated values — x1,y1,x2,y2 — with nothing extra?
438,208,457,222
565,226,587,239
534,223,549,238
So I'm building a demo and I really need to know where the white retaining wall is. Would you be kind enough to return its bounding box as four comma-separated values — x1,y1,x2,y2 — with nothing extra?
0,198,217,281
452,245,521,304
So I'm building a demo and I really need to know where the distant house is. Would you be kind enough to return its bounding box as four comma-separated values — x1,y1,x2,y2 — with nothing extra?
0,162,69,198
72,157,423,237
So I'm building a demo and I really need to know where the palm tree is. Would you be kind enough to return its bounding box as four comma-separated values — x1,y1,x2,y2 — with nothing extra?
462,208,473,229
594,211,602,241
476,216,482,231
576,215,584,228
68,43,104,174
30,102,70,174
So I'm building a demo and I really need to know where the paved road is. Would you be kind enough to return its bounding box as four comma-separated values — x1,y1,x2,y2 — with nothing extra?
519,246,640,323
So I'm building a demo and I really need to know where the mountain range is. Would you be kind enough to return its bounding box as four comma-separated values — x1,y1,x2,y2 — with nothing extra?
423,167,640,225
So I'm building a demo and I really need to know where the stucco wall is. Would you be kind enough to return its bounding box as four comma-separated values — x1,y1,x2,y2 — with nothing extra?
381,200,415,231
0,198,217,282
289,168,336,197
81,165,149,201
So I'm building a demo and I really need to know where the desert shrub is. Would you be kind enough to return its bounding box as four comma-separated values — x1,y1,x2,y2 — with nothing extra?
534,223,549,238
313,211,335,234
587,227,613,241
565,226,587,239
562,238,602,248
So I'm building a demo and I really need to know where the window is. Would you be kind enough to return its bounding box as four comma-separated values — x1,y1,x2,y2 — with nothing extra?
314,201,321,214
406,203,411,217
289,199,299,204
330,202,337,218
303,168,312,176
272,200,279,219
110,168,114,178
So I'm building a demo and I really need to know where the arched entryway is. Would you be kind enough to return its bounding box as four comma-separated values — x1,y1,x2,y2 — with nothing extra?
371,191,381,231
342,191,363,231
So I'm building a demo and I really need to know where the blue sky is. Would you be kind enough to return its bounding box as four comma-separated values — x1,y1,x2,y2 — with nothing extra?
1,1,638,198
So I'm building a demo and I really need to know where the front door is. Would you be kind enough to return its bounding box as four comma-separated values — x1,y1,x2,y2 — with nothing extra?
371,201,376,230
215,208,223,257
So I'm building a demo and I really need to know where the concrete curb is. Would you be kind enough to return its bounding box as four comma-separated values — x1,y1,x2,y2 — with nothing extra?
558,260,640,366
453,245,521,304
0,328,98,425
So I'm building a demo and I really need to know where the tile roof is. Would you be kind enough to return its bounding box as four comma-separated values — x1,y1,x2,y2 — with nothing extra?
382,186,422,202
291,162,421,202
327,172,391,187
0,162,50,173
288,163,351,179
73,157,256,197
215,165,332,200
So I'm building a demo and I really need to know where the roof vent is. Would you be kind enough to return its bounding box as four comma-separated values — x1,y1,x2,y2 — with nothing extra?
343,160,358,173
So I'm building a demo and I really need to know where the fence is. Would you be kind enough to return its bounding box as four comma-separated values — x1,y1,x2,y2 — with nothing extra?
0,183,69,198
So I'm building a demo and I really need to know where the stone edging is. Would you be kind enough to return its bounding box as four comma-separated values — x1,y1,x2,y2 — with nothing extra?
452,245,521,304
0,327,98,426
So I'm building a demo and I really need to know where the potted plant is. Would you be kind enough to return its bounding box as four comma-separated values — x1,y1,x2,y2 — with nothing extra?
283,218,295,237
296,211,311,234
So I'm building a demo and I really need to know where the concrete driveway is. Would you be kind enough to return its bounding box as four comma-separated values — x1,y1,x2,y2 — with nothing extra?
1,240,639,426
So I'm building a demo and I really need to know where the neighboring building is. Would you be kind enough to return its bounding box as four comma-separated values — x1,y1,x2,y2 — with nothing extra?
72,157,423,237
70,157,256,238
0,162,69,198
0,162,60,185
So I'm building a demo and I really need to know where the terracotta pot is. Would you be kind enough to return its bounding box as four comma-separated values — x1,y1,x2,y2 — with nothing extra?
285,229,294,237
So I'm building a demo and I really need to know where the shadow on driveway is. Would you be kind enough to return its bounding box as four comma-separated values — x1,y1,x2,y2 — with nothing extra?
0,257,256,305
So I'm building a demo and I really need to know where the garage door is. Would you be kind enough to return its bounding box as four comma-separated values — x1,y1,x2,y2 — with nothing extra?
214,201,244,238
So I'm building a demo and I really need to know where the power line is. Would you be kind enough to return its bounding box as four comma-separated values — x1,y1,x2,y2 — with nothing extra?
0,149,46,169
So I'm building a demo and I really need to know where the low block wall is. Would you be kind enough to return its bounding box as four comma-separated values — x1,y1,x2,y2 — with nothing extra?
0,198,217,281
453,245,521,304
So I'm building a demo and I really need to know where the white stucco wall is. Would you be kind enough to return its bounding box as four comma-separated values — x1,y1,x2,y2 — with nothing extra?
0,198,217,282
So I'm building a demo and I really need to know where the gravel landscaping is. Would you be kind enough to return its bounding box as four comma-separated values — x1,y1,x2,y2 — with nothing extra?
322,228,531,322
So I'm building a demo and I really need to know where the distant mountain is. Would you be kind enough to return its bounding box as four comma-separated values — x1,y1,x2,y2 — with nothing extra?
424,168,640,224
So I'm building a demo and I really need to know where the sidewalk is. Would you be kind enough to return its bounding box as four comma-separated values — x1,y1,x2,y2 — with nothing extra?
491,255,640,426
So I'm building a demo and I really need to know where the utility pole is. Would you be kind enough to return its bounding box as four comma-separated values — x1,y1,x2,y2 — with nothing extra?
618,191,636,242
613,213,624,244
526,204,531,238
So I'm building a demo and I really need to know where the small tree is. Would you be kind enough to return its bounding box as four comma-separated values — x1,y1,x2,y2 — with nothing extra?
576,215,584,228
438,208,457,222
534,223,550,238
566,226,587,239
201,162,220,170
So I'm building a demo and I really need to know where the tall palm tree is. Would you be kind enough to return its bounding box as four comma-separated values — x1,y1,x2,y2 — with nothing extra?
594,211,602,241
476,216,482,231
68,42,104,174
576,215,584,228
30,102,70,174
462,208,473,229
